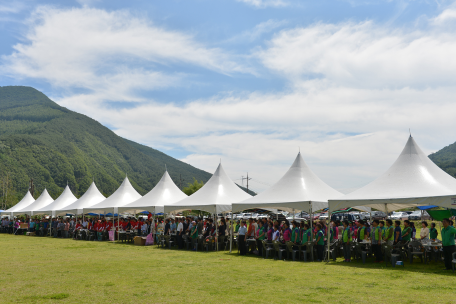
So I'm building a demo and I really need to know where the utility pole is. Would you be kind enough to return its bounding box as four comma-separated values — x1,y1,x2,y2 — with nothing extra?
179,174,185,190
242,173,251,194
29,178,35,197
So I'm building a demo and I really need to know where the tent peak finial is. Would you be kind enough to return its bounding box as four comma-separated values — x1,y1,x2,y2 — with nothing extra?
409,128,412,137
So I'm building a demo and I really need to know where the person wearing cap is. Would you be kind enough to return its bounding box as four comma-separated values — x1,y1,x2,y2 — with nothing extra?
441,218,456,270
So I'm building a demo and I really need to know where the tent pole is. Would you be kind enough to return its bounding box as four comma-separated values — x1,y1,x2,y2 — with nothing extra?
215,207,218,252
229,213,233,253
310,203,314,262
326,204,331,263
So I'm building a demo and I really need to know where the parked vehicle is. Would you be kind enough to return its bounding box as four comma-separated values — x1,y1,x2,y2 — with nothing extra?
318,212,328,221
408,210,431,220
331,213,357,222
389,212,409,220
371,211,387,220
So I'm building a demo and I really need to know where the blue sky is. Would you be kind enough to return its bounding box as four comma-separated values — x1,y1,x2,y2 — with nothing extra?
2,0,456,193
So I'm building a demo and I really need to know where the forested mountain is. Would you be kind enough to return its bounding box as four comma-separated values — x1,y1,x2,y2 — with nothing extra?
0,86,213,208
429,142,456,178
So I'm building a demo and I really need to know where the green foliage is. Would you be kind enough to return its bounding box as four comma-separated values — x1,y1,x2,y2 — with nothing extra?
182,177,204,196
429,141,456,178
0,86,212,206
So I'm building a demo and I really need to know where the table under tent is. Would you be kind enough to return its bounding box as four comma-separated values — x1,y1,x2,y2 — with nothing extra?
164,163,251,251
328,135,456,262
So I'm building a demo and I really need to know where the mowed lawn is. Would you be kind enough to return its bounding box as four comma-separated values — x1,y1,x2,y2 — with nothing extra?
1,234,456,304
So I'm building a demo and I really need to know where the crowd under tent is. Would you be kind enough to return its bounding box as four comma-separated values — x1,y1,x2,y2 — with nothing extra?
34,185,77,217
57,181,105,216
84,176,142,215
232,152,342,215
327,135,456,260
12,189,54,216
118,169,186,216
164,163,251,215
328,135,456,213
1,191,35,216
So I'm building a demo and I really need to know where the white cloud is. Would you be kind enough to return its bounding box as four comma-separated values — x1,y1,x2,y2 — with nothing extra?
0,1,26,14
5,5,456,194
236,0,288,8
2,6,250,105
224,19,288,43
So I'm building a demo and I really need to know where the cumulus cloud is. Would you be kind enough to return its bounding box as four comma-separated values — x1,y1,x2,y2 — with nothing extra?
4,5,456,193
2,6,250,105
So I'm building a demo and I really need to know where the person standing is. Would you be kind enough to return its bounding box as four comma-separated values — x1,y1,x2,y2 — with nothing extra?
190,221,198,251
383,219,394,246
256,221,265,257
238,221,247,256
420,221,429,241
342,220,352,262
314,224,325,262
371,220,383,263
401,220,412,244
177,218,184,249
441,218,456,270
394,220,402,245
429,223,438,241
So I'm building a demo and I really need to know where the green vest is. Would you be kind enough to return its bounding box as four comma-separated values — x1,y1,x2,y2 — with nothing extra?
291,227,299,243
429,227,438,239
442,226,456,246
302,229,311,243
402,227,411,241
191,226,198,239
372,226,380,241
343,227,352,242
358,227,365,240
258,227,265,241
385,226,394,241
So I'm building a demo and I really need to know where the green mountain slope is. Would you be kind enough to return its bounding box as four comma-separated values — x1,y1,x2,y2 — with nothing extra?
429,142,456,178
0,86,213,208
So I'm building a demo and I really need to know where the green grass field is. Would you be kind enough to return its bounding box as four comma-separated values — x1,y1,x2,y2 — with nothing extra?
1,234,455,304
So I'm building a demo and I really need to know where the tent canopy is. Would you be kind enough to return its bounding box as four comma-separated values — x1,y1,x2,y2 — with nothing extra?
84,177,142,214
232,152,342,213
329,136,456,213
164,163,251,214
57,181,105,215
118,170,187,214
1,191,35,215
34,185,77,216
12,189,54,216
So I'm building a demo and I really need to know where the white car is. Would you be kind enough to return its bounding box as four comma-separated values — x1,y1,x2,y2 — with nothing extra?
389,212,409,221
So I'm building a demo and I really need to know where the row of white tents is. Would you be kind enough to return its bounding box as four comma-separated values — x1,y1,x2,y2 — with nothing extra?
2,136,456,224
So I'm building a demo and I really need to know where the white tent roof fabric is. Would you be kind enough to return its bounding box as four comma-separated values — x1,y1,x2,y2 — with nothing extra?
84,177,142,214
57,181,105,215
164,163,251,214
12,189,54,216
329,136,456,212
34,185,77,216
118,170,187,214
232,152,342,213
1,191,35,215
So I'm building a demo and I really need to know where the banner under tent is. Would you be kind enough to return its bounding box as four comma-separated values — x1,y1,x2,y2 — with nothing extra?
34,185,77,217
1,191,35,216
57,181,105,216
12,189,54,216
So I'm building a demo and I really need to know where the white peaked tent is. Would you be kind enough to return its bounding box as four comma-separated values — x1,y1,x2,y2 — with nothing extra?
232,152,342,214
84,176,142,214
118,170,186,214
12,189,54,216
329,135,456,213
34,185,77,216
57,181,105,215
1,191,35,216
165,163,251,214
